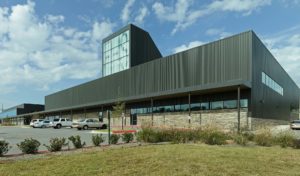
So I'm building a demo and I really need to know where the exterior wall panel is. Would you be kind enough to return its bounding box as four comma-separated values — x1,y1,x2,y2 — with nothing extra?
45,31,252,111
251,32,299,120
130,25,162,67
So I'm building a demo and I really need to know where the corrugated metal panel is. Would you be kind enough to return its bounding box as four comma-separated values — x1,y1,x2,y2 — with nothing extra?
251,32,299,120
130,25,162,67
45,31,252,110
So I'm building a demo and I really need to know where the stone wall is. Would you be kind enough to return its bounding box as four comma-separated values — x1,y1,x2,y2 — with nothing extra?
137,109,249,130
250,117,289,130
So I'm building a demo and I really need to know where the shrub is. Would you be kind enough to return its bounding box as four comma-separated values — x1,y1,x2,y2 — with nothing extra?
201,126,228,145
254,128,274,147
44,137,68,152
110,134,120,144
292,139,300,149
17,138,40,154
92,134,104,146
0,140,10,156
68,135,86,149
136,127,159,143
233,134,248,146
137,125,229,145
275,131,295,148
122,133,134,143
169,129,200,144
241,131,255,141
202,131,227,145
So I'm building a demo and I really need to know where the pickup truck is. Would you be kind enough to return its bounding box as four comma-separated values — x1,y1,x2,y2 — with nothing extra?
72,118,107,130
50,118,73,129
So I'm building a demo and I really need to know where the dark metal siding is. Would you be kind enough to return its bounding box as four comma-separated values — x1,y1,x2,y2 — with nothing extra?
130,25,162,67
17,104,45,115
45,31,252,111
251,32,299,120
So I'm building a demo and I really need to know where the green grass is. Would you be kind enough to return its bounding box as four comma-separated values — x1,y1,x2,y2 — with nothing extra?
1,144,300,176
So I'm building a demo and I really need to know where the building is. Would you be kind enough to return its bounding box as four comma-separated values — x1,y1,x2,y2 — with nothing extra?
4,24,300,130
0,104,44,125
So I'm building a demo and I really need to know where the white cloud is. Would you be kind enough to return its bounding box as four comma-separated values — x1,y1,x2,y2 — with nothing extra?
45,14,64,24
153,0,271,34
134,6,149,25
262,27,300,86
173,40,205,53
92,20,115,42
206,28,232,39
208,0,271,15
0,0,114,94
97,0,115,8
120,0,135,24
280,0,300,7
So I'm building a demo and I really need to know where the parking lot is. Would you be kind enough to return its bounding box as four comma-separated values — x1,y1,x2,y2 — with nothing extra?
0,126,108,155
1,125,300,155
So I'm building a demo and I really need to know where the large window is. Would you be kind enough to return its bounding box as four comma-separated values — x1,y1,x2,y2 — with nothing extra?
130,99,248,115
211,101,223,110
200,102,209,110
224,100,237,109
262,72,283,96
103,30,130,76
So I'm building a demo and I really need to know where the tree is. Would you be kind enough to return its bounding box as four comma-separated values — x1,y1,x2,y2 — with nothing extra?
111,101,125,130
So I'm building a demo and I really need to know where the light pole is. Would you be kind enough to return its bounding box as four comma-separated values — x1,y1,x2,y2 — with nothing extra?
107,110,111,145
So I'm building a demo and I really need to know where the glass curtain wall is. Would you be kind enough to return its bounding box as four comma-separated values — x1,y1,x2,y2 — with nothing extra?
130,99,248,115
103,30,130,76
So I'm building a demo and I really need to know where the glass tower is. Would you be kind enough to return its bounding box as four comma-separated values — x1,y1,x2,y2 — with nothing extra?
102,30,130,77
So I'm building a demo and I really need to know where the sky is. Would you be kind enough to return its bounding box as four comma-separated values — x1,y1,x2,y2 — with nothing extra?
0,0,300,109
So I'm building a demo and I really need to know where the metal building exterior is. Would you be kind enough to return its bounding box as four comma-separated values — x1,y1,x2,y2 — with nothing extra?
0,104,44,125
40,24,300,129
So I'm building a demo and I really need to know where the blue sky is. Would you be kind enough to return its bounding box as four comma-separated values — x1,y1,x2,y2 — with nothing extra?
0,0,300,109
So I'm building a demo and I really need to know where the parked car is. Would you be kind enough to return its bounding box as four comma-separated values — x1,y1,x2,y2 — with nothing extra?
290,120,300,130
30,119,44,127
33,120,51,128
50,118,72,129
72,118,107,130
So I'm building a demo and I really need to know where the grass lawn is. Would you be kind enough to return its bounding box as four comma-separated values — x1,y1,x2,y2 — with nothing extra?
0,144,300,176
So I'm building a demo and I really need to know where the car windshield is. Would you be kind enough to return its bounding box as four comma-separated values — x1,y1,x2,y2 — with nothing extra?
53,119,59,122
78,119,85,122
293,120,300,123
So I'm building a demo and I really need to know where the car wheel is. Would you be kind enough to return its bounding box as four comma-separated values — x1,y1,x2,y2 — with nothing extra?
101,124,107,129
83,125,88,130
57,124,62,129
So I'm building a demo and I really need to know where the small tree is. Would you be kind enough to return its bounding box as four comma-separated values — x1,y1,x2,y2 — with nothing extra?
112,101,125,129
